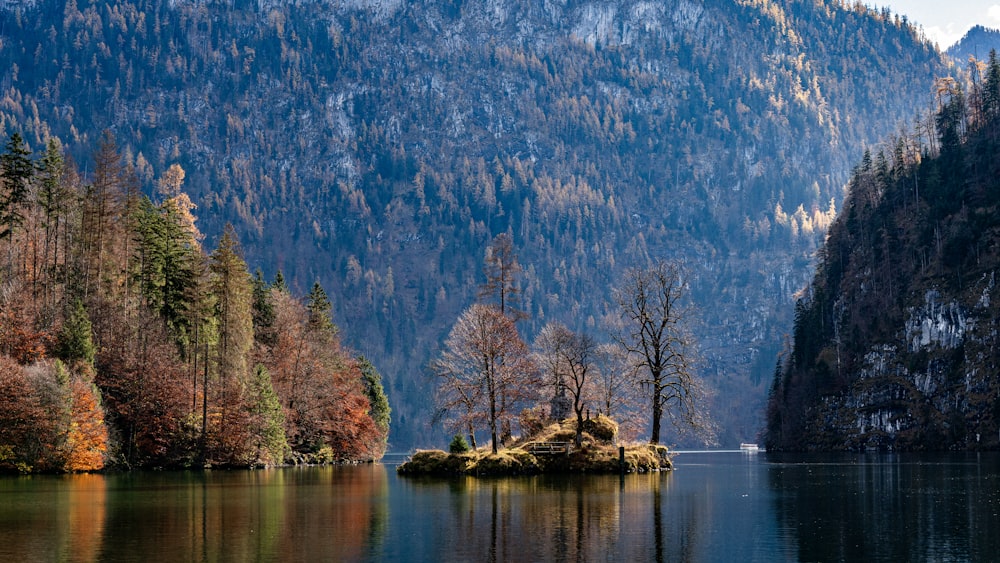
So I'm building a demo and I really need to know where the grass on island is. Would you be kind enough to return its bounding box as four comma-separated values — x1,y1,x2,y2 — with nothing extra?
397,415,672,477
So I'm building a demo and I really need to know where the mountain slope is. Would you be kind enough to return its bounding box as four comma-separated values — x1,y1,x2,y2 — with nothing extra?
0,0,955,447
766,59,1000,451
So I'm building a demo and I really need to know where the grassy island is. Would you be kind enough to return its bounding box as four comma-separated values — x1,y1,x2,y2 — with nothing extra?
397,415,672,477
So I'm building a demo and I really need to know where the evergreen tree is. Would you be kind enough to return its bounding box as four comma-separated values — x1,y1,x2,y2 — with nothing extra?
35,139,70,311
209,224,255,462
57,300,96,367
251,268,276,346
0,132,33,242
306,281,335,334
133,197,198,347
358,355,391,442
248,363,289,466
272,270,288,293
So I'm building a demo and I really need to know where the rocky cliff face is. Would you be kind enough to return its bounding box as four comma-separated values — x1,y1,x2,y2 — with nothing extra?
766,74,1000,451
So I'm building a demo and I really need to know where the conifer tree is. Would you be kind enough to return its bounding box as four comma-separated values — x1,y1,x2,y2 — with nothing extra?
358,355,391,449
209,224,254,462
306,281,335,335
251,268,276,347
35,139,70,311
57,300,96,367
247,363,289,466
0,132,33,240
0,132,33,276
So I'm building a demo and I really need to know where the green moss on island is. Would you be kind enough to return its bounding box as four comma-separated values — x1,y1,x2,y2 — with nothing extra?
397,416,672,477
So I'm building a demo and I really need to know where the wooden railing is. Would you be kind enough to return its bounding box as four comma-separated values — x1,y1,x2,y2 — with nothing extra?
524,441,572,455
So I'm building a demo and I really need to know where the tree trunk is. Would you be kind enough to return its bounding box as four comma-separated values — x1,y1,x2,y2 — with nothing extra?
490,389,498,454
650,385,662,444
575,409,584,447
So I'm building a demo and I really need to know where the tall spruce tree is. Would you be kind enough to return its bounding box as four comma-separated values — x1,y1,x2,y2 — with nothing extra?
208,224,254,462
358,355,391,448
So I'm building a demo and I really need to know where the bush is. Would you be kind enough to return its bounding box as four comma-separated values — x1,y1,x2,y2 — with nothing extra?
449,434,471,454
581,414,618,442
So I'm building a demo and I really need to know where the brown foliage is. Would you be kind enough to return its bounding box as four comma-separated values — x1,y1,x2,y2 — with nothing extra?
0,356,56,471
260,290,383,461
433,304,538,453
95,309,193,468
0,282,51,364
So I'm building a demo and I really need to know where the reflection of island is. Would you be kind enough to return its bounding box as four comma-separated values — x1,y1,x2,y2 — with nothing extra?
417,471,694,562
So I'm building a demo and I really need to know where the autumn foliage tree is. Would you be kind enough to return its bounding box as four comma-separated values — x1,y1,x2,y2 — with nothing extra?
433,303,537,453
0,133,388,471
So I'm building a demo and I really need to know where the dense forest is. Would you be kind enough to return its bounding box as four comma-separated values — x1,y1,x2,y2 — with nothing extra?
0,132,390,472
766,52,1000,451
0,0,958,447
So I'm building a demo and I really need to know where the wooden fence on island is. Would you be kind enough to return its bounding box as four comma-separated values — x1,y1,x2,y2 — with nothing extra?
524,441,572,455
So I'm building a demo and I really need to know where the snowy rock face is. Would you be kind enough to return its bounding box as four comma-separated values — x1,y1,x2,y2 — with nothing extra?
572,3,618,46
337,0,403,19
569,0,695,47
812,273,1000,450
905,290,972,352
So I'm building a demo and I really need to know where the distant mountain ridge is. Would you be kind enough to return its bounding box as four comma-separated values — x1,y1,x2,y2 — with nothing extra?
0,0,956,448
947,25,1000,64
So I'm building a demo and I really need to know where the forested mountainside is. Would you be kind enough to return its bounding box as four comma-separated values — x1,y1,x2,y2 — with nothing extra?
947,25,1000,64
766,53,1000,451
0,0,955,448
0,131,391,472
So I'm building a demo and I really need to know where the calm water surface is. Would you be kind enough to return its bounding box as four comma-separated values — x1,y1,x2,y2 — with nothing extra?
1,452,999,562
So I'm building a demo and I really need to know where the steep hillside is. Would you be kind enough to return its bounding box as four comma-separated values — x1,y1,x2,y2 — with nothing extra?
0,0,954,447
766,55,1000,451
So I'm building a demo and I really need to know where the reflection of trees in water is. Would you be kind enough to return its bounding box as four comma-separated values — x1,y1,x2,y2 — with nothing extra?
79,466,390,561
0,473,107,560
437,472,705,561
768,453,1000,561
66,474,107,561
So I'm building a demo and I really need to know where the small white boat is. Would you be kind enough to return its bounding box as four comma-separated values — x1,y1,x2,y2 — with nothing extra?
739,443,760,451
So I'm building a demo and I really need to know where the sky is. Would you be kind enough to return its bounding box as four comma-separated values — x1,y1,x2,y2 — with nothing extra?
885,1,1000,48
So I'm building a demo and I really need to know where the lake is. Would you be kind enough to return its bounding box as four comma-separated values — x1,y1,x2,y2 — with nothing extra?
1,451,999,562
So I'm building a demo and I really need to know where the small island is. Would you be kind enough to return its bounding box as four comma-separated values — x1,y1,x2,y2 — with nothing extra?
397,415,672,477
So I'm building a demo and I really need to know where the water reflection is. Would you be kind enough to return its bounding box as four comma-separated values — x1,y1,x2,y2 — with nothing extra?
0,466,391,562
2,454,999,562
767,452,1000,562
396,471,688,562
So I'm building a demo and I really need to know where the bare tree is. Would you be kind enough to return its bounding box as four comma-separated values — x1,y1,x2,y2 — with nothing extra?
613,261,712,445
592,342,644,441
432,304,537,453
479,232,524,320
533,322,598,447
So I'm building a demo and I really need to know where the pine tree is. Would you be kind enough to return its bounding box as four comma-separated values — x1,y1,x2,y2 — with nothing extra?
0,132,33,276
35,139,71,312
208,224,254,463
358,355,391,448
251,268,276,347
306,281,335,335
57,300,96,367
247,363,289,466
0,132,33,240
